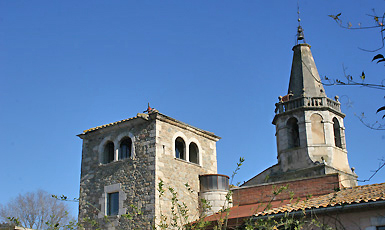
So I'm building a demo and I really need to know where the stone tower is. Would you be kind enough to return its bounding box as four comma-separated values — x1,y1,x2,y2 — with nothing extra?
244,26,357,188
78,110,220,229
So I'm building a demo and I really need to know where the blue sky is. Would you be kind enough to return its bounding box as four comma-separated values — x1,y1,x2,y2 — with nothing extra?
1,1,385,217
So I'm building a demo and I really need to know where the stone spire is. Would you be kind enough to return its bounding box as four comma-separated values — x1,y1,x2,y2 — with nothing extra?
288,15,326,99
287,43,327,99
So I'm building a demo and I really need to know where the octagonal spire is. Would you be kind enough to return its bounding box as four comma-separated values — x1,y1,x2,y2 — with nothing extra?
288,43,327,99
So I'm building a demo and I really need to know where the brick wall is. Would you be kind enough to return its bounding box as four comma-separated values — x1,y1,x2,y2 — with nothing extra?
232,174,341,206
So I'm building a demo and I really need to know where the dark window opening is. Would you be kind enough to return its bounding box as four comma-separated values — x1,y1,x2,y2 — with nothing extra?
175,137,185,160
189,142,199,164
287,117,300,148
333,118,342,148
107,192,119,216
119,137,132,160
104,142,115,164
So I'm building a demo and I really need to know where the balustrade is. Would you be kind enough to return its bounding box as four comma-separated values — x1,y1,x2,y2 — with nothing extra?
275,96,341,114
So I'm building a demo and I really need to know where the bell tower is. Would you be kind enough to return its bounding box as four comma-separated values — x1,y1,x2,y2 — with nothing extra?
274,25,358,188
244,25,357,188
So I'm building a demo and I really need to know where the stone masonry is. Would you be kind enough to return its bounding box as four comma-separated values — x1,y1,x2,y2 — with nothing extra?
78,111,220,229
153,112,219,226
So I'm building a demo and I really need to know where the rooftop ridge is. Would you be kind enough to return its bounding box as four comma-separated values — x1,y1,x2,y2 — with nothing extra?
78,111,221,140
256,182,385,216
79,113,149,135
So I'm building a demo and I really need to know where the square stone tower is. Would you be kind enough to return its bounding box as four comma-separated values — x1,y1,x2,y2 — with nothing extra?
78,110,220,229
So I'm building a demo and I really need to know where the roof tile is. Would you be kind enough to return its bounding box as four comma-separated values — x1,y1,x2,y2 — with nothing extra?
256,182,385,216
80,113,149,134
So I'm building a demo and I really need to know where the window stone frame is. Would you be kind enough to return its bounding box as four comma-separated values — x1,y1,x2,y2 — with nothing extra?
187,137,202,165
172,132,202,166
98,183,127,218
116,132,136,160
98,133,136,164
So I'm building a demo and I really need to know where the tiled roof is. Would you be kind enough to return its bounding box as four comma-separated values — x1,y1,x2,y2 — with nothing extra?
256,182,385,216
78,111,220,140
205,200,293,222
80,113,149,134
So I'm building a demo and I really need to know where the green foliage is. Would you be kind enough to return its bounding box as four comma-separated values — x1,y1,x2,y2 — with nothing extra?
12,157,338,230
155,180,211,230
244,209,333,230
7,217,20,226
52,192,144,229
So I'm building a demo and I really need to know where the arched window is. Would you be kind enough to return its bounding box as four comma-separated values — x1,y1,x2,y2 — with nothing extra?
119,137,132,160
287,117,300,148
103,142,115,164
175,137,186,160
189,142,199,164
311,114,325,144
333,118,342,148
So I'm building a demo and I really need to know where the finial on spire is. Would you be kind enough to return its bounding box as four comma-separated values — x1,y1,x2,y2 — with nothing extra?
296,1,306,44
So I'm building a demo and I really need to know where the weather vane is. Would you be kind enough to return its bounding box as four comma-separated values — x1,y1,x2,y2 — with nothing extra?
296,0,306,44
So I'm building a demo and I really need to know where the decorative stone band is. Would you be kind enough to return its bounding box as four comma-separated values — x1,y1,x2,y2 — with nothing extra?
275,96,341,114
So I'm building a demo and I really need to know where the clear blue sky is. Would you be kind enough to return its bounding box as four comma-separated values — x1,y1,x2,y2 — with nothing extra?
1,1,385,217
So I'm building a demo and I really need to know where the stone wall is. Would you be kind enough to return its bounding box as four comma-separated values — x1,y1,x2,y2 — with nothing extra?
153,113,218,226
199,190,229,216
78,117,157,229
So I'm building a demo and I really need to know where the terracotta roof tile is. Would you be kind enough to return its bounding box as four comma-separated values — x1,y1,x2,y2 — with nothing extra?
255,182,385,216
79,111,221,140
80,113,149,134
204,182,384,228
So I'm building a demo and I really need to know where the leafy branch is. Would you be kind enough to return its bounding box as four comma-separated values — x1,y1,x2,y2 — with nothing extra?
328,10,385,52
323,64,385,90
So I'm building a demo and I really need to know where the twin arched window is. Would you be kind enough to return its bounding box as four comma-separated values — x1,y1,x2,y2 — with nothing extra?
175,137,199,164
102,137,133,164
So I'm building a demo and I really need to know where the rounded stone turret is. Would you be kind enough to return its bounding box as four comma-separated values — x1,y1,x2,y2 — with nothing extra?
199,174,231,216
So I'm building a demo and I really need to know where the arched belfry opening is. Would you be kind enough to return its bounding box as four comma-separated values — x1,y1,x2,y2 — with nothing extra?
287,117,300,149
333,117,342,148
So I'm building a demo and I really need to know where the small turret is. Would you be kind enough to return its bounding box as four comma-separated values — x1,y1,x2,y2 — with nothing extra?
199,174,231,216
